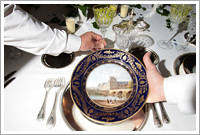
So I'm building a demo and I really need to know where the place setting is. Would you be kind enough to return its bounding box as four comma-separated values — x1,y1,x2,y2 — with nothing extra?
49,5,149,131
58,5,151,130
3,3,197,132
55,4,193,131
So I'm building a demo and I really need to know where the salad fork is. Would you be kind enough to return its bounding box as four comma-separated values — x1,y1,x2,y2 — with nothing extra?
46,77,66,129
37,78,54,122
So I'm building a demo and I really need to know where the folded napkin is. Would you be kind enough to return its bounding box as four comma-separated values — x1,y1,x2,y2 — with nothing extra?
145,4,160,18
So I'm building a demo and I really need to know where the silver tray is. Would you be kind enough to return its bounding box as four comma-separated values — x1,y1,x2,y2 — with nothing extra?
60,83,149,131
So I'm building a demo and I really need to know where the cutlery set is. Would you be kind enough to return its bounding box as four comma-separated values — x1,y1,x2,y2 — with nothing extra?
151,102,170,128
37,77,66,129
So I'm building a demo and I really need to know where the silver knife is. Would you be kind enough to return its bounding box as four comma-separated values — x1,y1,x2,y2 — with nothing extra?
4,70,16,81
159,102,170,124
4,77,16,88
151,103,162,128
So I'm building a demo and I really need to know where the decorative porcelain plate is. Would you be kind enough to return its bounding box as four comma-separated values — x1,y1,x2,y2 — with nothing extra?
70,49,149,124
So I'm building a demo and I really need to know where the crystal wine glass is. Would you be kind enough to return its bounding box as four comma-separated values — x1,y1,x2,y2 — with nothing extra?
176,13,196,53
157,4,193,49
93,5,116,44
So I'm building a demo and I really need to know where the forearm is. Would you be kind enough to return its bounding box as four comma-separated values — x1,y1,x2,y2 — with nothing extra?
4,4,81,56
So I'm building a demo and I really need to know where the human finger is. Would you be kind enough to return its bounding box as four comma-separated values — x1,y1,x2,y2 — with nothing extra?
101,39,107,46
143,52,155,70
93,40,105,49
92,32,107,47
91,48,97,52
92,32,102,40
91,47,102,52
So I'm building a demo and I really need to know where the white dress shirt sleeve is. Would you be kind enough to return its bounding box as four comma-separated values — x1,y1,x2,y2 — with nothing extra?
4,4,81,56
164,73,196,115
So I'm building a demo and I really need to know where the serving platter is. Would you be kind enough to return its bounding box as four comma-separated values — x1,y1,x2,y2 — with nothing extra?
60,83,149,131
70,49,149,124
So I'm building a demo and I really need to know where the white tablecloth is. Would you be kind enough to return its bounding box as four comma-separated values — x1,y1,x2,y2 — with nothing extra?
3,4,198,133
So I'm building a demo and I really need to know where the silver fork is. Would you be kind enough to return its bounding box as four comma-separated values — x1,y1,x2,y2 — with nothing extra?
37,78,54,122
46,77,66,129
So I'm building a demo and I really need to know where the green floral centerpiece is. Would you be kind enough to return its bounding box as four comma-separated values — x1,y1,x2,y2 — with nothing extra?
73,4,93,16
74,4,93,24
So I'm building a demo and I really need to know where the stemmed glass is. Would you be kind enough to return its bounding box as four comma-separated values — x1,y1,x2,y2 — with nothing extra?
176,13,196,53
93,5,116,44
157,4,193,49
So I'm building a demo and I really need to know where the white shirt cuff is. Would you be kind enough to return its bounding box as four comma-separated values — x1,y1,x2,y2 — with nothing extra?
164,77,177,104
164,73,196,114
65,34,81,53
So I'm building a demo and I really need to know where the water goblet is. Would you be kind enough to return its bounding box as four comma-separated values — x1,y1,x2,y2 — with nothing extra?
157,4,193,49
176,13,196,53
93,5,116,44
114,25,138,51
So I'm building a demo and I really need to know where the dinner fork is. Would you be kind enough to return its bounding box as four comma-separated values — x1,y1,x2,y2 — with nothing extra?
37,78,54,122
46,77,66,129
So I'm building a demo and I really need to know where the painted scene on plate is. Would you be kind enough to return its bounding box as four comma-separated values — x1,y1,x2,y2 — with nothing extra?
86,64,134,108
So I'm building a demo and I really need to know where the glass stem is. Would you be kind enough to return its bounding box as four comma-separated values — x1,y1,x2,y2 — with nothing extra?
165,23,176,44
182,33,192,49
100,28,107,40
